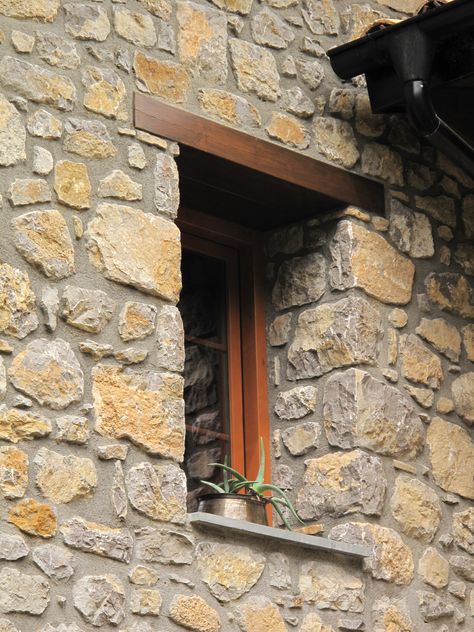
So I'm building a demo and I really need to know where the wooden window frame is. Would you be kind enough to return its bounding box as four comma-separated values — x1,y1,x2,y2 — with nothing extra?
179,207,271,486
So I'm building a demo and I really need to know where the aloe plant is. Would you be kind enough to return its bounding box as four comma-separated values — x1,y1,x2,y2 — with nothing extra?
200,438,304,531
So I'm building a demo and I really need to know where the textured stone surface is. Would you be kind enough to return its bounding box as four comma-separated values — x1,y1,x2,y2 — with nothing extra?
60,285,114,334
266,112,310,149
177,1,227,84
389,200,434,259
8,178,51,207
64,118,116,159
93,365,184,459
199,89,261,127
0,407,51,443
35,448,97,504
268,313,292,347
299,561,364,612
427,417,474,499
9,338,83,409
252,7,294,49
135,527,194,565
0,533,28,561
313,117,359,169
129,565,159,586
12,210,75,280
54,160,91,210
453,508,474,554
416,317,461,362
155,305,185,372
234,595,286,631
154,154,179,218
119,302,157,342
169,594,221,632
415,195,456,227
418,591,454,622
281,422,320,456
99,170,142,202
418,547,449,588
0,94,26,167
451,372,474,425
300,613,334,632
196,542,265,602
296,449,386,520
61,516,133,563
372,597,413,632
323,369,424,459
36,31,81,70
8,498,57,538
114,7,157,48
288,296,382,379
390,476,442,543
55,415,89,445
73,575,125,626
87,203,181,301
0,446,28,499
296,59,325,90
32,544,75,581
229,39,280,101
126,461,186,524
274,385,317,420
362,143,403,186
0,263,38,339
425,272,474,319
134,51,190,103
330,522,414,585
33,147,53,176
0,0,59,21
27,109,62,139
64,3,110,41
209,0,253,13
450,555,474,582
130,588,162,616
0,56,76,111
0,568,49,615
400,334,443,389
330,221,415,304
273,253,326,310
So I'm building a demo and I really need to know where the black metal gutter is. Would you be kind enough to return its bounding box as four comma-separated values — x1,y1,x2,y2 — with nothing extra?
328,0,474,177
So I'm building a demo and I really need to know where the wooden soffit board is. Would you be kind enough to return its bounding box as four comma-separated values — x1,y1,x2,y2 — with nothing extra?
134,93,385,230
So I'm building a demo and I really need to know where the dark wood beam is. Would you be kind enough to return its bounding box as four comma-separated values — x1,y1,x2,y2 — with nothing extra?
134,93,386,216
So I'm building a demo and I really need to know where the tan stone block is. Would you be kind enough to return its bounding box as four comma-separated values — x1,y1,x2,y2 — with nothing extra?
34,447,97,504
372,596,414,632
416,317,461,362
453,508,474,555
8,178,51,207
425,272,474,319
114,7,157,48
462,324,474,361
418,547,449,588
362,142,403,186
86,203,181,301
82,66,127,119
0,0,60,22
313,117,359,169
8,498,57,538
451,372,474,425
299,561,365,610
229,38,280,102
196,542,265,602
209,0,253,14
93,365,184,460
130,588,162,616
0,446,28,499
387,328,398,366
177,1,227,84
199,89,261,127
300,613,334,632
98,170,142,201
235,596,286,631
266,112,310,149
138,0,173,19
329,221,415,305
169,594,221,632
400,334,443,390
404,384,434,409
0,56,76,111
391,476,442,543
0,263,38,339
0,407,51,443
0,340,13,354
54,160,91,210
436,397,454,414
129,565,159,586
27,108,62,139
64,3,110,41
12,210,75,280
11,29,35,52
134,51,190,103
64,118,117,160
427,417,474,499
0,93,26,167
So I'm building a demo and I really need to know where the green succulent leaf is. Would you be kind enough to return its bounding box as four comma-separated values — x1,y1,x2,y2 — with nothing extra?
255,437,265,484
200,480,225,494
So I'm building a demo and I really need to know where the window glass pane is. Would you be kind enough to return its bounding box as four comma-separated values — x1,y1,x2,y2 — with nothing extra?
178,249,231,511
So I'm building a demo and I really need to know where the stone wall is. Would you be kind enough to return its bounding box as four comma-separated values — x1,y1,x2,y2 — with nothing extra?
0,1,472,631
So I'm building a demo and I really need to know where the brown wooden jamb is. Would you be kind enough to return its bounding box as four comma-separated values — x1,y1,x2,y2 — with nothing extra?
134,93,385,215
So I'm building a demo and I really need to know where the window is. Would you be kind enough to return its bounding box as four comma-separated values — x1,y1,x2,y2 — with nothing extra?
177,208,270,511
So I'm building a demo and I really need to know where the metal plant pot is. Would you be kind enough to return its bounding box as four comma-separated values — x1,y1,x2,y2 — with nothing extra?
197,493,269,526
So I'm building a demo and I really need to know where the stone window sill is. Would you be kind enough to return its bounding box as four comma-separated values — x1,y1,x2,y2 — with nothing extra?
188,512,370,560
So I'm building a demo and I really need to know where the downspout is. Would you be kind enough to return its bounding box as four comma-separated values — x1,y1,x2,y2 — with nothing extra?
388,25,474,176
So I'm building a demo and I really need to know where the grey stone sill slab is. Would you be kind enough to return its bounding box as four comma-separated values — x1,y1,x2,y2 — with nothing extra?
188,512,370,560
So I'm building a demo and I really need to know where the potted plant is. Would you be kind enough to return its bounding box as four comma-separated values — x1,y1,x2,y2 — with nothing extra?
198,439,304,530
